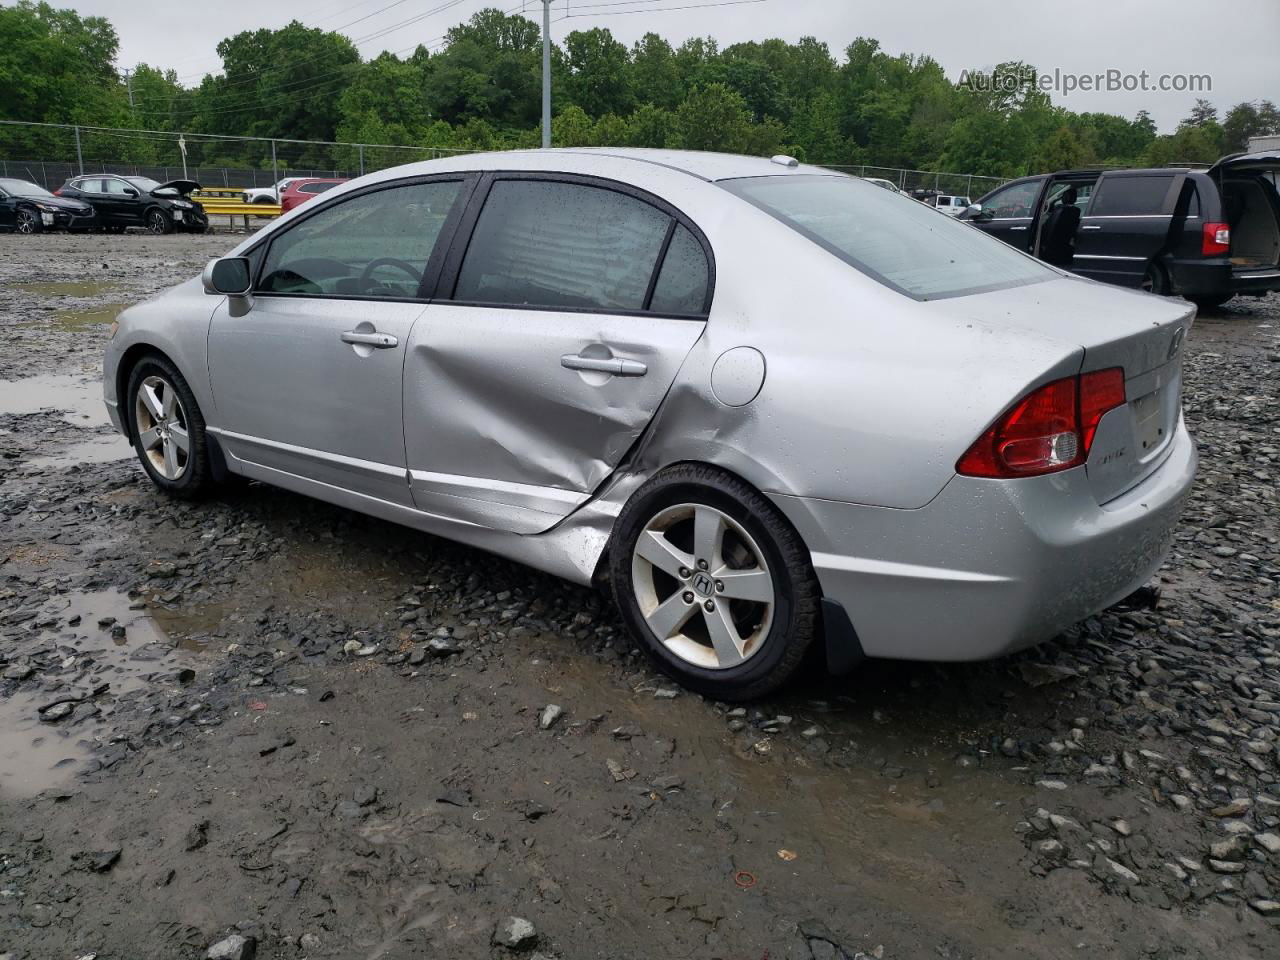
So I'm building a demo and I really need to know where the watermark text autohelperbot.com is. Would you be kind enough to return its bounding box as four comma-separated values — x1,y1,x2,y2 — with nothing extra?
959,67,1212,97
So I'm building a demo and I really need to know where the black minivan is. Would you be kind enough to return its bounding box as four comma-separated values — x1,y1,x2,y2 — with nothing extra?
960,151,1280,308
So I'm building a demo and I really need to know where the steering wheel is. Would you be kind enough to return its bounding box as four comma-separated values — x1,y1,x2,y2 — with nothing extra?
360,258,421,287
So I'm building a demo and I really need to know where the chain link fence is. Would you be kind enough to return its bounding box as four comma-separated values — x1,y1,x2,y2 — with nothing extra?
1,120,1011,200
823,164,1009,199
0,120,473,191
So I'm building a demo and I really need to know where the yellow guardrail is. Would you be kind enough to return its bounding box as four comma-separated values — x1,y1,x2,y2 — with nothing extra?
193,186,249,199
195,195,283,231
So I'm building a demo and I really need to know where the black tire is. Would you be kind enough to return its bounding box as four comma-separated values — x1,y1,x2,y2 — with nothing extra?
609,463,821,701
125,355,212,498
15,206,41,235
1141,261,1171,295
145,208,172,235
1189,293,1233,310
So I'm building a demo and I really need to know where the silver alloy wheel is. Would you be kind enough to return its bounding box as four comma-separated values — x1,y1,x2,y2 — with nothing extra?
133,375,190,481
631,502,775,670
16,209,37,234
147,210,167,234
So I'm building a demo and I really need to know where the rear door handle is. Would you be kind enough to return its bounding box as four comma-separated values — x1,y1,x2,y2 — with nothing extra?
1081,225,1102,230
1009,226,1028,231
561,353,647,377
341,330,398,348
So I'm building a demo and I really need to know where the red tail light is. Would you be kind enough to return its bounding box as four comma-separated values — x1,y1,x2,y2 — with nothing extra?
956,369,1126,478
52,188,62,196
1202,221,1230,256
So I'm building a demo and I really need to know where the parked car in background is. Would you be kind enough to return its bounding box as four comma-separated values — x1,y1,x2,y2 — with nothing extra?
861,177,900,193
57,175,208,234
104,149,1196,700
932,194,972,216
960,150,1280,307
280,177,348,214
0,177,95,233
243,177,301,205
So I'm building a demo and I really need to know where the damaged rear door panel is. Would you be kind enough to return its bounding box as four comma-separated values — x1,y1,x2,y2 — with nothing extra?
403,172,713,535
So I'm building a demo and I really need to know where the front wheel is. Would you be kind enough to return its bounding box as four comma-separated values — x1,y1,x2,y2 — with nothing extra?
125,356,211,498
146,208,172,235
609,464,820,701
16,207,40,235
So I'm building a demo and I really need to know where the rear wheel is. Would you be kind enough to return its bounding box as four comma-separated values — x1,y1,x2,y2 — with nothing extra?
610,464,820,700
146,208,172,235
125,356,211,498
15,207,40,235
1141,261,1171,295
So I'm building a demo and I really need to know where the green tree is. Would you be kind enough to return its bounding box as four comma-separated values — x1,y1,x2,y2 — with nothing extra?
631,33,682,110
672,83,753,153
564,27,632,118
626,103,675,148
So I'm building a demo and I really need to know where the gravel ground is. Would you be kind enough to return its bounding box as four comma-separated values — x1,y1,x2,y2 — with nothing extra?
1,232,1278,960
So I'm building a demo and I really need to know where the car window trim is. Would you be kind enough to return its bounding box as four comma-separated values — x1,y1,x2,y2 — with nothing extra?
248,172,479,304
436,170,715,319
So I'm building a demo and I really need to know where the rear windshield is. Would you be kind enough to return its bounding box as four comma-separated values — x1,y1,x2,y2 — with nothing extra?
721,174,1055,300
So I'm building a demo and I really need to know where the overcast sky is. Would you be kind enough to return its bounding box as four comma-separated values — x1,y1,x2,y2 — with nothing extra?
71,0,1279,132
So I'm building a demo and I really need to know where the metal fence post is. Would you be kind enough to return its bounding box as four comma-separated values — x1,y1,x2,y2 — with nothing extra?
74,125,83,174
271,140,279,190
358,144,365,176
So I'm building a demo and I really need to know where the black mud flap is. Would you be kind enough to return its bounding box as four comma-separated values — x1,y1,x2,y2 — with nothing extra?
821,597,865,676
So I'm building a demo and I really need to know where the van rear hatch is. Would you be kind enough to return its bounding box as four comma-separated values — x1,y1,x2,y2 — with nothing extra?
932,275,1193,503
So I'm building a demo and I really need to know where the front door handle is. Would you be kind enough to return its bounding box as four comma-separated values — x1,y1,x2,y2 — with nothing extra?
561,353,647,377
341,330,398,348
1081,224,1102,231
1009,225,1028,231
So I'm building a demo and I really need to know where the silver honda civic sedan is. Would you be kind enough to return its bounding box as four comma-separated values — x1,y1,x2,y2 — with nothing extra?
103,149,1197,700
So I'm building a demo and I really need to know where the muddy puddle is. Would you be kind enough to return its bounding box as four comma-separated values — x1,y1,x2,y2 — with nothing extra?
0,589,215,799
0,371,110,425
11,280,123,297
24,431,132,468
43,303,128,330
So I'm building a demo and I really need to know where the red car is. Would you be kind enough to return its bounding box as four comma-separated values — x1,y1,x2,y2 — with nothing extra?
280,177,348,214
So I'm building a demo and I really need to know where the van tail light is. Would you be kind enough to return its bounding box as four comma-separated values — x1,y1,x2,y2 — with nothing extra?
1202,221,1231,256
52,188,62,196
956,369,1126,478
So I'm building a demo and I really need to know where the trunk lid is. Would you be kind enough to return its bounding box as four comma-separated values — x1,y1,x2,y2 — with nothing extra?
931,275,1193,503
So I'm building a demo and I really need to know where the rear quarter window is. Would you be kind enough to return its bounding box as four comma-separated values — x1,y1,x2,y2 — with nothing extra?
1088,176,1177,216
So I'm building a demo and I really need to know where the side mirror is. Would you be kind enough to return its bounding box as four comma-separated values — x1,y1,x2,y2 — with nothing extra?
203,257,252,296
124,187,139,198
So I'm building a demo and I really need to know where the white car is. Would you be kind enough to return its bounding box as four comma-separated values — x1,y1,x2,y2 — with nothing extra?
242,178,300,205
933,195,972,216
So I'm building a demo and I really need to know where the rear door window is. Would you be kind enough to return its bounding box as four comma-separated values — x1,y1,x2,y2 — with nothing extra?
453,179,676,312
1088,175,1178,216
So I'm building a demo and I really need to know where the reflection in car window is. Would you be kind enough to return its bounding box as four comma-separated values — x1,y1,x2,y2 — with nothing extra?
724,174,1055,300
649,224,710,314
454,180,672,312
257,180,462,299
103,178,133,196
301,182,340,195
981,180,1040,218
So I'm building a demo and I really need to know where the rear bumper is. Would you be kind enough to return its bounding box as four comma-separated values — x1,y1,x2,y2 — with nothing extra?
770,422,1196,661
1170,257,1280,297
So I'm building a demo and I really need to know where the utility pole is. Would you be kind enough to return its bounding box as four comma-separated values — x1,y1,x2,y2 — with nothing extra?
541,0,552,148
123,69,135,114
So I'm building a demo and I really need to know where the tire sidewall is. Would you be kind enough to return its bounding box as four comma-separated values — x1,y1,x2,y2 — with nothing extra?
146,208,172,234
125,357,209,496
611,474,804,695
16,206,40,234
